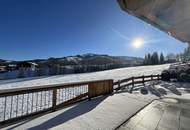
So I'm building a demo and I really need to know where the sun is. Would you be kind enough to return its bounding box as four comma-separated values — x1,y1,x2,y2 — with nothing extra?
132,38,144,49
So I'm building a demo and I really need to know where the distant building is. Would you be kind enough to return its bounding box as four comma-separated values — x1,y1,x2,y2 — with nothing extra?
17,62,38,71
6,64,17,71
165,53,177,63
0,66,7,73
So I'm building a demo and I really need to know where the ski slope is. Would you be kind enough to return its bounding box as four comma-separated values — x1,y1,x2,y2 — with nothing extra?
0,64,169,89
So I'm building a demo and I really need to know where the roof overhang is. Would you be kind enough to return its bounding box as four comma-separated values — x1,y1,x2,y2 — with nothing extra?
118,0,190,44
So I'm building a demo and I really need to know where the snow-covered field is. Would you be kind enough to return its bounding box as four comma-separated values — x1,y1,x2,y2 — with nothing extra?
0,64,169,90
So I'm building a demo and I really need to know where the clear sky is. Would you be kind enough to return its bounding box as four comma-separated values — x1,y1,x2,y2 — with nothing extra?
0,0,188,61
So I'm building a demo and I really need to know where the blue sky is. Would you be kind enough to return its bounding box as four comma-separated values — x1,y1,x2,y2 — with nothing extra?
0,0,187,61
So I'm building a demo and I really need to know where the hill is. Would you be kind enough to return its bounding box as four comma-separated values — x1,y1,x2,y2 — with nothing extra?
34,53,143,66
0,53,143,67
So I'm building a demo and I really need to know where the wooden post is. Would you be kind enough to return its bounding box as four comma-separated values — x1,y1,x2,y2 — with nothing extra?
130,77,134,93
109,80,114,93
157,74,160,80
132,77,134,87
88,80,113,100
88,82,92,101
142,75,145,85
118,80,121,90
52,88,57,111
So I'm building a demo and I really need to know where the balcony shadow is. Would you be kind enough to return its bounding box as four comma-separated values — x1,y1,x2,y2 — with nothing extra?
157,88,167,95
160,83,182,96
147,85,162,97
26,96,108,130
167,86,182,95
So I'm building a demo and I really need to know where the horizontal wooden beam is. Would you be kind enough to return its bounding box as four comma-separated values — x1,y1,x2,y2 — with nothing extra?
0,79,112,97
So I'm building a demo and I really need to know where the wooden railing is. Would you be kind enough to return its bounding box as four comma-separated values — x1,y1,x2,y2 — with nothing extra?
0,74,161,126
113,74,161,92
0,79,113,125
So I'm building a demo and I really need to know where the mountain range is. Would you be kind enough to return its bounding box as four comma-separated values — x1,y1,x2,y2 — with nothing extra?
0,53,144,67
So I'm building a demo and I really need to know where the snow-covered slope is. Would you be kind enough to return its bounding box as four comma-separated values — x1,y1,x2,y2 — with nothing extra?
0,64,169,89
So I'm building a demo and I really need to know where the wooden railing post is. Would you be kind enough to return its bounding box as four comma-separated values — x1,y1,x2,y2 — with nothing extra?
132,77,134,86
88,80,113,100
130,77,134,93
142,75,145,85
157,74,160,80
109,80,114,93
118,80,121,89
151,74,153,81
52,88,57,111
88,83,91,101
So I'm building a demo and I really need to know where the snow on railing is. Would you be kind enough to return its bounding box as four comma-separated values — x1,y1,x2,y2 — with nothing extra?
0,79,113,126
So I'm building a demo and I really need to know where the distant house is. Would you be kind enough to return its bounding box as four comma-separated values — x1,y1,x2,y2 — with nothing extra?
165,53,177,63
0,66,7,73
6,64,17,71
17,62,38,71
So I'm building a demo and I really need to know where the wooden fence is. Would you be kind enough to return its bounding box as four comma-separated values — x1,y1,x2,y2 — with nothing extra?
113,74,161,92
0,79,113,125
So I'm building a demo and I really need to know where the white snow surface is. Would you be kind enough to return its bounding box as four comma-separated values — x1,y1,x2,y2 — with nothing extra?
0,64,169,90
3,92,158,130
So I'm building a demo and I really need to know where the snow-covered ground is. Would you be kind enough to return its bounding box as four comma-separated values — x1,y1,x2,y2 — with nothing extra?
0,64,169,90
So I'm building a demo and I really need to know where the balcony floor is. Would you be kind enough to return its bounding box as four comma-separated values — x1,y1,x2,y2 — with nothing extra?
118,98,190,130
1,92,157,130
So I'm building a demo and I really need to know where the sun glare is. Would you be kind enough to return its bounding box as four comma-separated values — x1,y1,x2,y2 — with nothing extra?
132,38,144,49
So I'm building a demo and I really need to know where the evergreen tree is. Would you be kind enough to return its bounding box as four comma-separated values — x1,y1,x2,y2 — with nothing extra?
160,53,165,64
144,54,148,65
183,45,190,61
151,52,159,65
147,53,151,65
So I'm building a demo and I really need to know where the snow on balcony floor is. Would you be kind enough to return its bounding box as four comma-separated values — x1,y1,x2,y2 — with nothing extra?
2,92,158,130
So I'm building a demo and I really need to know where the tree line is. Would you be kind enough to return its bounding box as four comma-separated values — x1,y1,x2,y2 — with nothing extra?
144,52,165,65
182,45,190,61
173,45,190,62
